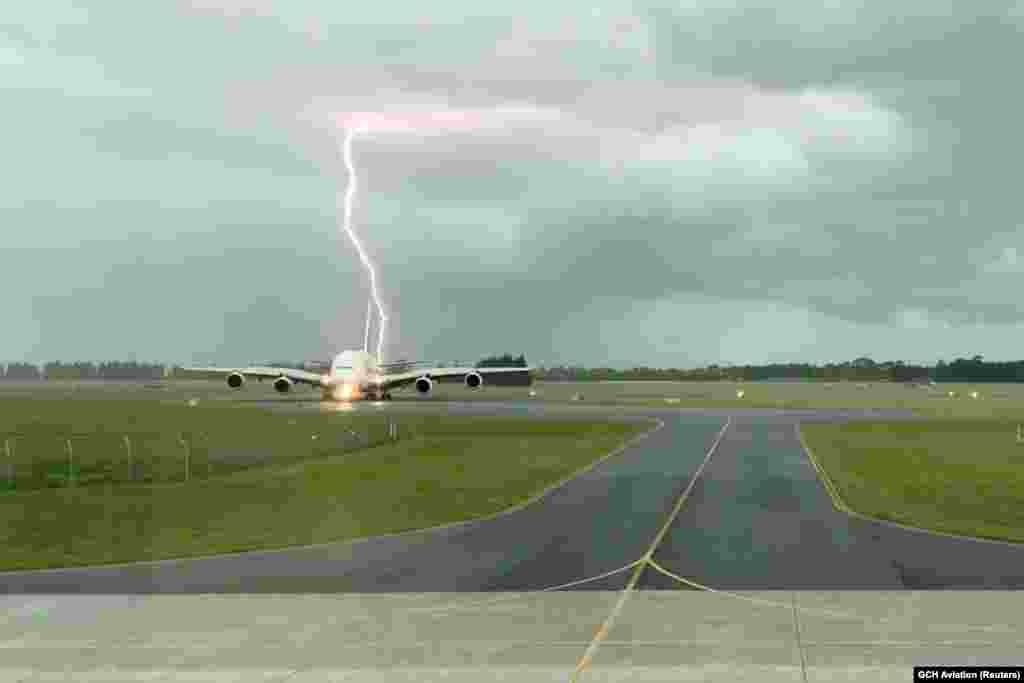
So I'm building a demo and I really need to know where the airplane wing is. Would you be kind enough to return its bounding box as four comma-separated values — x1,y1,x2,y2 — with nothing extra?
183,366,326,387
380,366,532,392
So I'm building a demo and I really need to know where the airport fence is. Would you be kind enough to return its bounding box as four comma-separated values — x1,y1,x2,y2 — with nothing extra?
0,419,407,493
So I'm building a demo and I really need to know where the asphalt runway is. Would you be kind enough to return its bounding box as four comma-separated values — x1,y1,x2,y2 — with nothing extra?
639,413,1024,589
2,401,1023,593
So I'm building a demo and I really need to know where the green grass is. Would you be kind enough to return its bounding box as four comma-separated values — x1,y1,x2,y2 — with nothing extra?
0,396,394,489
9,378,1024,419
416,379,1024,418
0,394,647,570
7,377,1023,568
801,420,1024,543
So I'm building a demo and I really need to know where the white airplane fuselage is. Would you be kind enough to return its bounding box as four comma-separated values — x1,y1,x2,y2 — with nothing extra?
192,347,517,400
320,350,385,401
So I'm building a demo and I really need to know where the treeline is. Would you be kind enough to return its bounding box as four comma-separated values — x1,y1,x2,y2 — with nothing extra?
9,355,1024,382
1,362,167,380
536,356,1024,383
0,360,323,381
931,356,1024,383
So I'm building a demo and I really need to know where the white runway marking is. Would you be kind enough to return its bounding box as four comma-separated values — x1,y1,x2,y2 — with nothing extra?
571,418,731,681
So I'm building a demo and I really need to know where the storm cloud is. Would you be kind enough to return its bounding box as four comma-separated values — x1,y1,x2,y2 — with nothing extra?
4,1,1023,366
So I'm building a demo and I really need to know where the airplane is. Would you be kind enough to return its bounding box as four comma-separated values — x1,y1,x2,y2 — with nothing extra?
185,349,532,401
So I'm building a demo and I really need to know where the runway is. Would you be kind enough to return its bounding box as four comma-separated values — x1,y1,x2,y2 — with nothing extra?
2,401,1023,593
639,413,1024,590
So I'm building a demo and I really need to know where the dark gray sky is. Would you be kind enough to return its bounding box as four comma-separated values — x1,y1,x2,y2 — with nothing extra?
4,2,1023,367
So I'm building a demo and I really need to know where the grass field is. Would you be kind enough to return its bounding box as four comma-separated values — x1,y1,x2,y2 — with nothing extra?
0,395,396,490
419,379,1024,418
4,378,1023,564
0,387,647,571
801,420,1024,543
8,378,1024,418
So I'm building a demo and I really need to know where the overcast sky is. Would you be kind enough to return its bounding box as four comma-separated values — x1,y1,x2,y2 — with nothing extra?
4,1,1023,367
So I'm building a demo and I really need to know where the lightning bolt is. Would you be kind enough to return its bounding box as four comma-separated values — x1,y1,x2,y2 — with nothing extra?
330,105,548,365
340,124,388,364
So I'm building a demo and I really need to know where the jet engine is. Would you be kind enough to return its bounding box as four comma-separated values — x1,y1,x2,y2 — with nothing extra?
415,376,433,394
227,372,245,389
464,371,483,389
273,376,293,393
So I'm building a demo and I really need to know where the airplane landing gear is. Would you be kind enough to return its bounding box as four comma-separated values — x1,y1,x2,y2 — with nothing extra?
383,392,392,401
